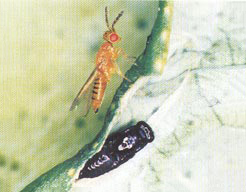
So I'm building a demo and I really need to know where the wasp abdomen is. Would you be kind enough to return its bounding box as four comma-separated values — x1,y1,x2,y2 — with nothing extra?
78,121,154,179
92,75,107,113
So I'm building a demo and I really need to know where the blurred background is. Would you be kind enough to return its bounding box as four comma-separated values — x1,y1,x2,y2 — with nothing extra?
0,0,159,191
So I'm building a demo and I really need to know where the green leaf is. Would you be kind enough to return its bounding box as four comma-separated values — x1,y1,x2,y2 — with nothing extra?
21,1,173,191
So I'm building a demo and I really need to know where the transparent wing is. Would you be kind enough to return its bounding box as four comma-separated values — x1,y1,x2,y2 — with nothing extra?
70,68,98,116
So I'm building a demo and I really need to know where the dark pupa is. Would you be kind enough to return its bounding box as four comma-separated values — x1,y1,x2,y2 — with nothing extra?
78,121,154,179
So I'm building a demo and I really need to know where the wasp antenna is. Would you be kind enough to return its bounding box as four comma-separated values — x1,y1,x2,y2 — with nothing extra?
105,7,111,30
112,10,124,31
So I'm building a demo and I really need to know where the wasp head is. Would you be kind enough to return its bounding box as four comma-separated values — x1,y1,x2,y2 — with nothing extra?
104,7,123,44
103,31,121,44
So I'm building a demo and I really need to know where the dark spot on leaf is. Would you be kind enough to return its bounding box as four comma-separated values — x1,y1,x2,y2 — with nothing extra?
152,107,159,114
182,48,188,53
90,42,101,54
136,18,148,30
97,114,104,121
179,77,184,83
204,51,211,57
185,170,191,178
10,161,20,171
217,12,223,17
56,28,64,39
229,16,234,22
19,110,27,121
212,41,220,48
208,56,216,62
0,155,6,167
41,115,48,124
75,118,85,129
192,25,197,30
187,120,194,126
39,83,50,94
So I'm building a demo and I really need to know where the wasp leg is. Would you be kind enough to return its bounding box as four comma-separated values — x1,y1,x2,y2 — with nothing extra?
115,64,131,82
115,47,128,59
115,48,137,66
103,71,111,82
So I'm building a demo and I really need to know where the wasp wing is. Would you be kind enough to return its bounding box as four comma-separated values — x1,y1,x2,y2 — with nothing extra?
70,68,98,116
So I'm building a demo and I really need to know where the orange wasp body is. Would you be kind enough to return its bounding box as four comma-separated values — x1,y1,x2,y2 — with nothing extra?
70,7,129,116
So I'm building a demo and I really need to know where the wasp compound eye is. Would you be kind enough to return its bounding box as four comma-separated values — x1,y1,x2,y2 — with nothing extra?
110,33,119,42
78,121,154,179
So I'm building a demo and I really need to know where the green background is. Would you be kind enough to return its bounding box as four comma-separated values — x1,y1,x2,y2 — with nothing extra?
0,1,158,191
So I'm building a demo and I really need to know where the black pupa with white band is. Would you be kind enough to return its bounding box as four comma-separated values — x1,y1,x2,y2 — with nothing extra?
78,121,154,179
